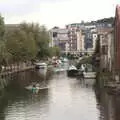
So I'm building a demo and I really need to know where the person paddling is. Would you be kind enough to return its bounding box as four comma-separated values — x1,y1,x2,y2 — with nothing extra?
32,84,37,93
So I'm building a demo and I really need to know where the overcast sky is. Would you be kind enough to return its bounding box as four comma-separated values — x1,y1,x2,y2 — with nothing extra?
0,0,119,29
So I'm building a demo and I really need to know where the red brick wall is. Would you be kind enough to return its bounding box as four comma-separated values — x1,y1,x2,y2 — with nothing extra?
115,5,120,70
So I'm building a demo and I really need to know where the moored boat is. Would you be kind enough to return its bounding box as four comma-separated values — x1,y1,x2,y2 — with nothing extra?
35,62,47,69
67,65,78,76
83,72,96,79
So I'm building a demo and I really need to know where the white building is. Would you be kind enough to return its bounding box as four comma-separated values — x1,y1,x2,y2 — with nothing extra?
49,27,59,47
49,27,69,52
76,30,85,52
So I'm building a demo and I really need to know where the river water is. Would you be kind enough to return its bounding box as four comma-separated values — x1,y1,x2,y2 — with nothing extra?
0,68,120,120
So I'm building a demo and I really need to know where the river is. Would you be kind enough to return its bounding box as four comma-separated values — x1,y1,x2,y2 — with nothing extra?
0,68,120,120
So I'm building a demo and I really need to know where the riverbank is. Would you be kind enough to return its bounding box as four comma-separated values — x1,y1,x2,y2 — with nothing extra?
95,71,120,95
0,65,34,76
0,63,35,91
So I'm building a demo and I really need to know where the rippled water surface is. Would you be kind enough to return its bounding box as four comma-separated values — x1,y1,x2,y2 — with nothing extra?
0,69,119,120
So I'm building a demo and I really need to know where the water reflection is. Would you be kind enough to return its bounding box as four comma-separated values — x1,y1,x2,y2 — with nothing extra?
95,87,120,120
3,89,49,120
0,70,120,120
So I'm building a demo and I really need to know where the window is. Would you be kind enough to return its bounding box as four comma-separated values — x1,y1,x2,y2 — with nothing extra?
53,32,57,37
102,45,108,54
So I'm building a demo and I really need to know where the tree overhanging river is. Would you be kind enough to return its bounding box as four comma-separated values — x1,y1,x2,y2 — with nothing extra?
0,68,120,120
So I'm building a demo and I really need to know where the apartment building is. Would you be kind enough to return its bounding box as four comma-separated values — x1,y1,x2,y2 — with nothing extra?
49,27,69,52
66,23,85,51
66,23,97,55
76,30,85,52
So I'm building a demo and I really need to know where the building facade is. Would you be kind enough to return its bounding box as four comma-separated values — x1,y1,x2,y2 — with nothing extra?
49,27,59,47
98,28,114,72
114,5,120,71
76,30,85,52
49,27,69,52
66,23,97,55
49,20,113,55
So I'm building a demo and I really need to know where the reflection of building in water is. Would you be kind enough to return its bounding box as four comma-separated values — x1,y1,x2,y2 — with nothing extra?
95,88,120,120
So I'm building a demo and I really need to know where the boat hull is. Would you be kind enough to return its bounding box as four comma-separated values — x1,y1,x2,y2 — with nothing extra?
35,66,47,69
67,70,78,76
35,63,47,69
83,72,96,79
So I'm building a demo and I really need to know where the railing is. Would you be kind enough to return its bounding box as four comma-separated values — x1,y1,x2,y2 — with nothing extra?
0,63,35,76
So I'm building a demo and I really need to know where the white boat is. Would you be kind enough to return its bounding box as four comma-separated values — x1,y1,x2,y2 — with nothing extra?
68,65,77,70
54,68,66,72
35,62,47,69
25,85,49,90
25,83,49,92
83,72,96,79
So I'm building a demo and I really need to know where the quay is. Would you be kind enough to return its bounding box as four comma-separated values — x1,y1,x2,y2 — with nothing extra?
0,65,35,90
0,65,35,76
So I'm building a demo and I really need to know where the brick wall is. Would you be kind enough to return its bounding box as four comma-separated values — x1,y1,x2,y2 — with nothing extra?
115,5,120,70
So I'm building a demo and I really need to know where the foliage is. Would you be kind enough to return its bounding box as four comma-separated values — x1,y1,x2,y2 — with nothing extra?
85,17,114,27
96,17,114,24
19,23,50,59
0,15,11,66
0,15,5,41
0,15,59,67
48,46,60,57
66,53,79,60
5,27,37,62
79,56,93,64
36,26,50,58
76,56,93,69
0,41,12,65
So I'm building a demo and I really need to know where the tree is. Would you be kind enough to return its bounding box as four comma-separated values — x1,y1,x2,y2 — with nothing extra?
5,22,51,63
19,23,50,59
36,26,50,58
0,14,5,41
5,28,37,62
48,46,60,57
0,41,12,65
0,15,10,67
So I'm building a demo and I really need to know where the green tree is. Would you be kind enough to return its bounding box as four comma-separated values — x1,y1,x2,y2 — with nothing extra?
48,46,60,57
0,41,12,65
0,15,11,67
4,22,51,65
5,28,37,62
19,23,50,59
36,26,50,58
0,14,5,41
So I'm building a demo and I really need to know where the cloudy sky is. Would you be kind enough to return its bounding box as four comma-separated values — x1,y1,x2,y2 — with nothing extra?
0,0,119,29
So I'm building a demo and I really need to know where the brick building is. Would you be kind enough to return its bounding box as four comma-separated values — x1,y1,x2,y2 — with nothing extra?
115,5,120,71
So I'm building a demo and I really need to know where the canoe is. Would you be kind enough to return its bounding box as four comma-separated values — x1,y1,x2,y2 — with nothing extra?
25,85,49,91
